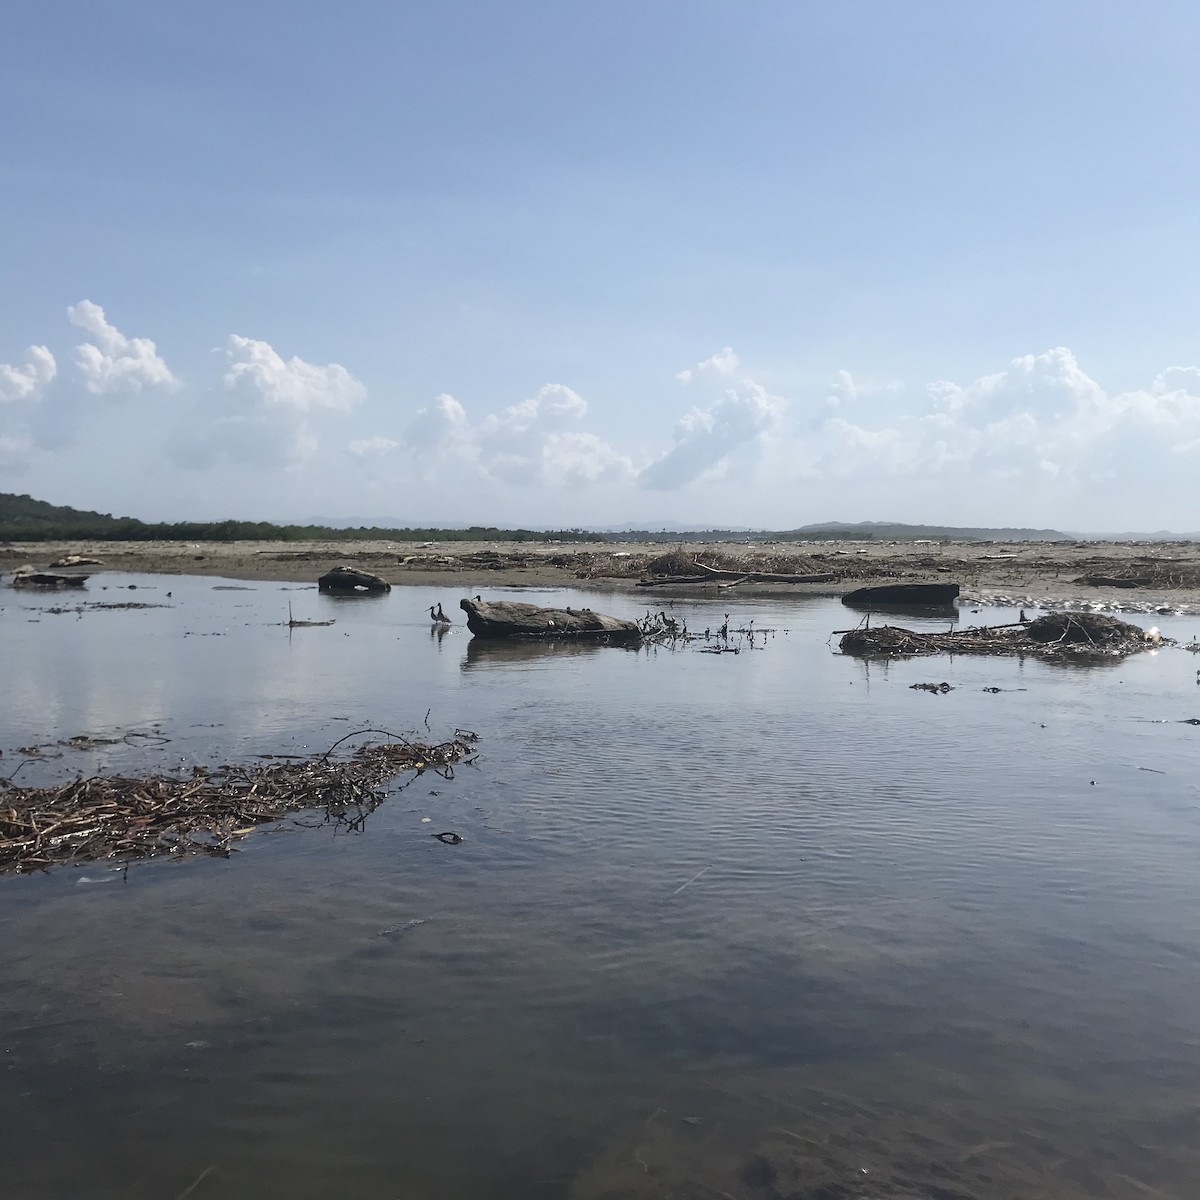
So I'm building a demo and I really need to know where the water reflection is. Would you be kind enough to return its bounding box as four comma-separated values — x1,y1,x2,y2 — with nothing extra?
2,575,1200,1197
462,637,626,669
839,598,961,620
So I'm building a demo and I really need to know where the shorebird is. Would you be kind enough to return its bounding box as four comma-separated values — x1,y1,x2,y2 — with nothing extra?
429,604,451,625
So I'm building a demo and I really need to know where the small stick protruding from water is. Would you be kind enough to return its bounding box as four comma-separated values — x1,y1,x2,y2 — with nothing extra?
672,865,711,896
172,1164,217,1200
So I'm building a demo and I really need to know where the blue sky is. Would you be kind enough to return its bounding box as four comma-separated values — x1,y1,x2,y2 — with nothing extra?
2,1,1198,530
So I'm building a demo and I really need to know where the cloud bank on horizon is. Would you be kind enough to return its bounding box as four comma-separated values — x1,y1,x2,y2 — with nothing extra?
4,4,1198,532
2,301,1197,532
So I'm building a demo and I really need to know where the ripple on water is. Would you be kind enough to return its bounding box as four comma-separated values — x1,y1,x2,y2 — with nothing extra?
2,581,1200,1197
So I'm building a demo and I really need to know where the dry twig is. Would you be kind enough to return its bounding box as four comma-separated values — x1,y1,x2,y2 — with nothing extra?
0,728,477,875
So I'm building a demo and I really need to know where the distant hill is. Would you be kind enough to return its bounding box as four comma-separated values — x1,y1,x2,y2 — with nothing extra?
0,493,127,537
0,493,594,543
5,493,1181,544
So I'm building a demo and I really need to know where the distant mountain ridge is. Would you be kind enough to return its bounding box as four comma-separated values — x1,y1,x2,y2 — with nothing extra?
2,492,1193,542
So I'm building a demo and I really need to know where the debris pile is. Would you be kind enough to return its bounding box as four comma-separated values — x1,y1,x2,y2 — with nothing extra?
317,566,391,593
839,611,1164,661
0,730,476,875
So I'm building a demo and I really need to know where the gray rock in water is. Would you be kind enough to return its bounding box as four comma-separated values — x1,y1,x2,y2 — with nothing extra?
460,597,641,641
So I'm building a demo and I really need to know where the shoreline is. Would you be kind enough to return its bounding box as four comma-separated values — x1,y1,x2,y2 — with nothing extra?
4,536,1200,613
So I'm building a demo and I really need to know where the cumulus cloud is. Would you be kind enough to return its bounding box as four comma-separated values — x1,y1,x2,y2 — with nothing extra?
1153,366,1200,396
169,336,365,469
824,369,902,409
403,384,635,487
222,335,365,412
809,347,1200,506
0,345,56,404
348,435,399,458
676,346,740,384
68,300,177,394
641,349,787,490
0,345,57,470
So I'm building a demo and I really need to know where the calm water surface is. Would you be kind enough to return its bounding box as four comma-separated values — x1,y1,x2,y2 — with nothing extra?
2,575,1200,1199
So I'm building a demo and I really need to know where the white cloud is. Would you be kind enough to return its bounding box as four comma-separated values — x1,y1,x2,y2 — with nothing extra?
676,346,740,384
1153,366,1200,395
824,369,903,409
641,349,787,490
539,431,637,486
0,345,56,404
804,347,1200,514
348,435,399,458
168,336,364,470
403,384,635,487
825,369,858,408
222,335,365,412
405,393,476,460
68,300,178,394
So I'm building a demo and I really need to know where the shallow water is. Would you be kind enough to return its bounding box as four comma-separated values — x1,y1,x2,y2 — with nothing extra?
3,575,1200,1198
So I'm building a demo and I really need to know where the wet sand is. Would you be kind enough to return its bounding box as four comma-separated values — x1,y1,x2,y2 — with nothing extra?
3,537,1200,611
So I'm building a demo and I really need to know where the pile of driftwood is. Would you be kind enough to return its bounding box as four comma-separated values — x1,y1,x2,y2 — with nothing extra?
638,561,836,588
0,730,476,875
839,612,1164,661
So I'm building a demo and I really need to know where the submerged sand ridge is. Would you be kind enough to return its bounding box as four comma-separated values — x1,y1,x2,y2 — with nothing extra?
3,537,1200,611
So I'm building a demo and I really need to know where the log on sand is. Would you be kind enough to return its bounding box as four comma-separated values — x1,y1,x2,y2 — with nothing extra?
637,565,836,587
459,598,642,642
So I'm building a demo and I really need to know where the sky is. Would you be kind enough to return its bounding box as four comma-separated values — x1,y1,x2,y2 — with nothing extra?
2,1,1198,532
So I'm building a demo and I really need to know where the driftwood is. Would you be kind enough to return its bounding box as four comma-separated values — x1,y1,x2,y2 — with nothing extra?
1081,575,1150,589
843,582,960,607
287,603,334,628
459,598,642,642
839,612,1162,662
49,554,103,568
318,565,391,593
11,569,89,589
638,563,836,587
0,730,478,875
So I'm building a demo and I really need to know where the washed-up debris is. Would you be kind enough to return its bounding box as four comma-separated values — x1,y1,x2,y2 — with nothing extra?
843,582,960,607
1081,574,1151,588
638,561,836,588
9,566,89,589
838,612,1165,661
43,601,170,615
49,554,103,568
0,728,477,875
318,566,391,593
286,603,334,628
640,609,778,654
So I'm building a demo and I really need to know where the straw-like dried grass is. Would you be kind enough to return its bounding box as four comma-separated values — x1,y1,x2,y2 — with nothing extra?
0,729,477,875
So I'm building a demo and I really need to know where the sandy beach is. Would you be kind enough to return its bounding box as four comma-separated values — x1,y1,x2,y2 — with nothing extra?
4,536,1200,612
